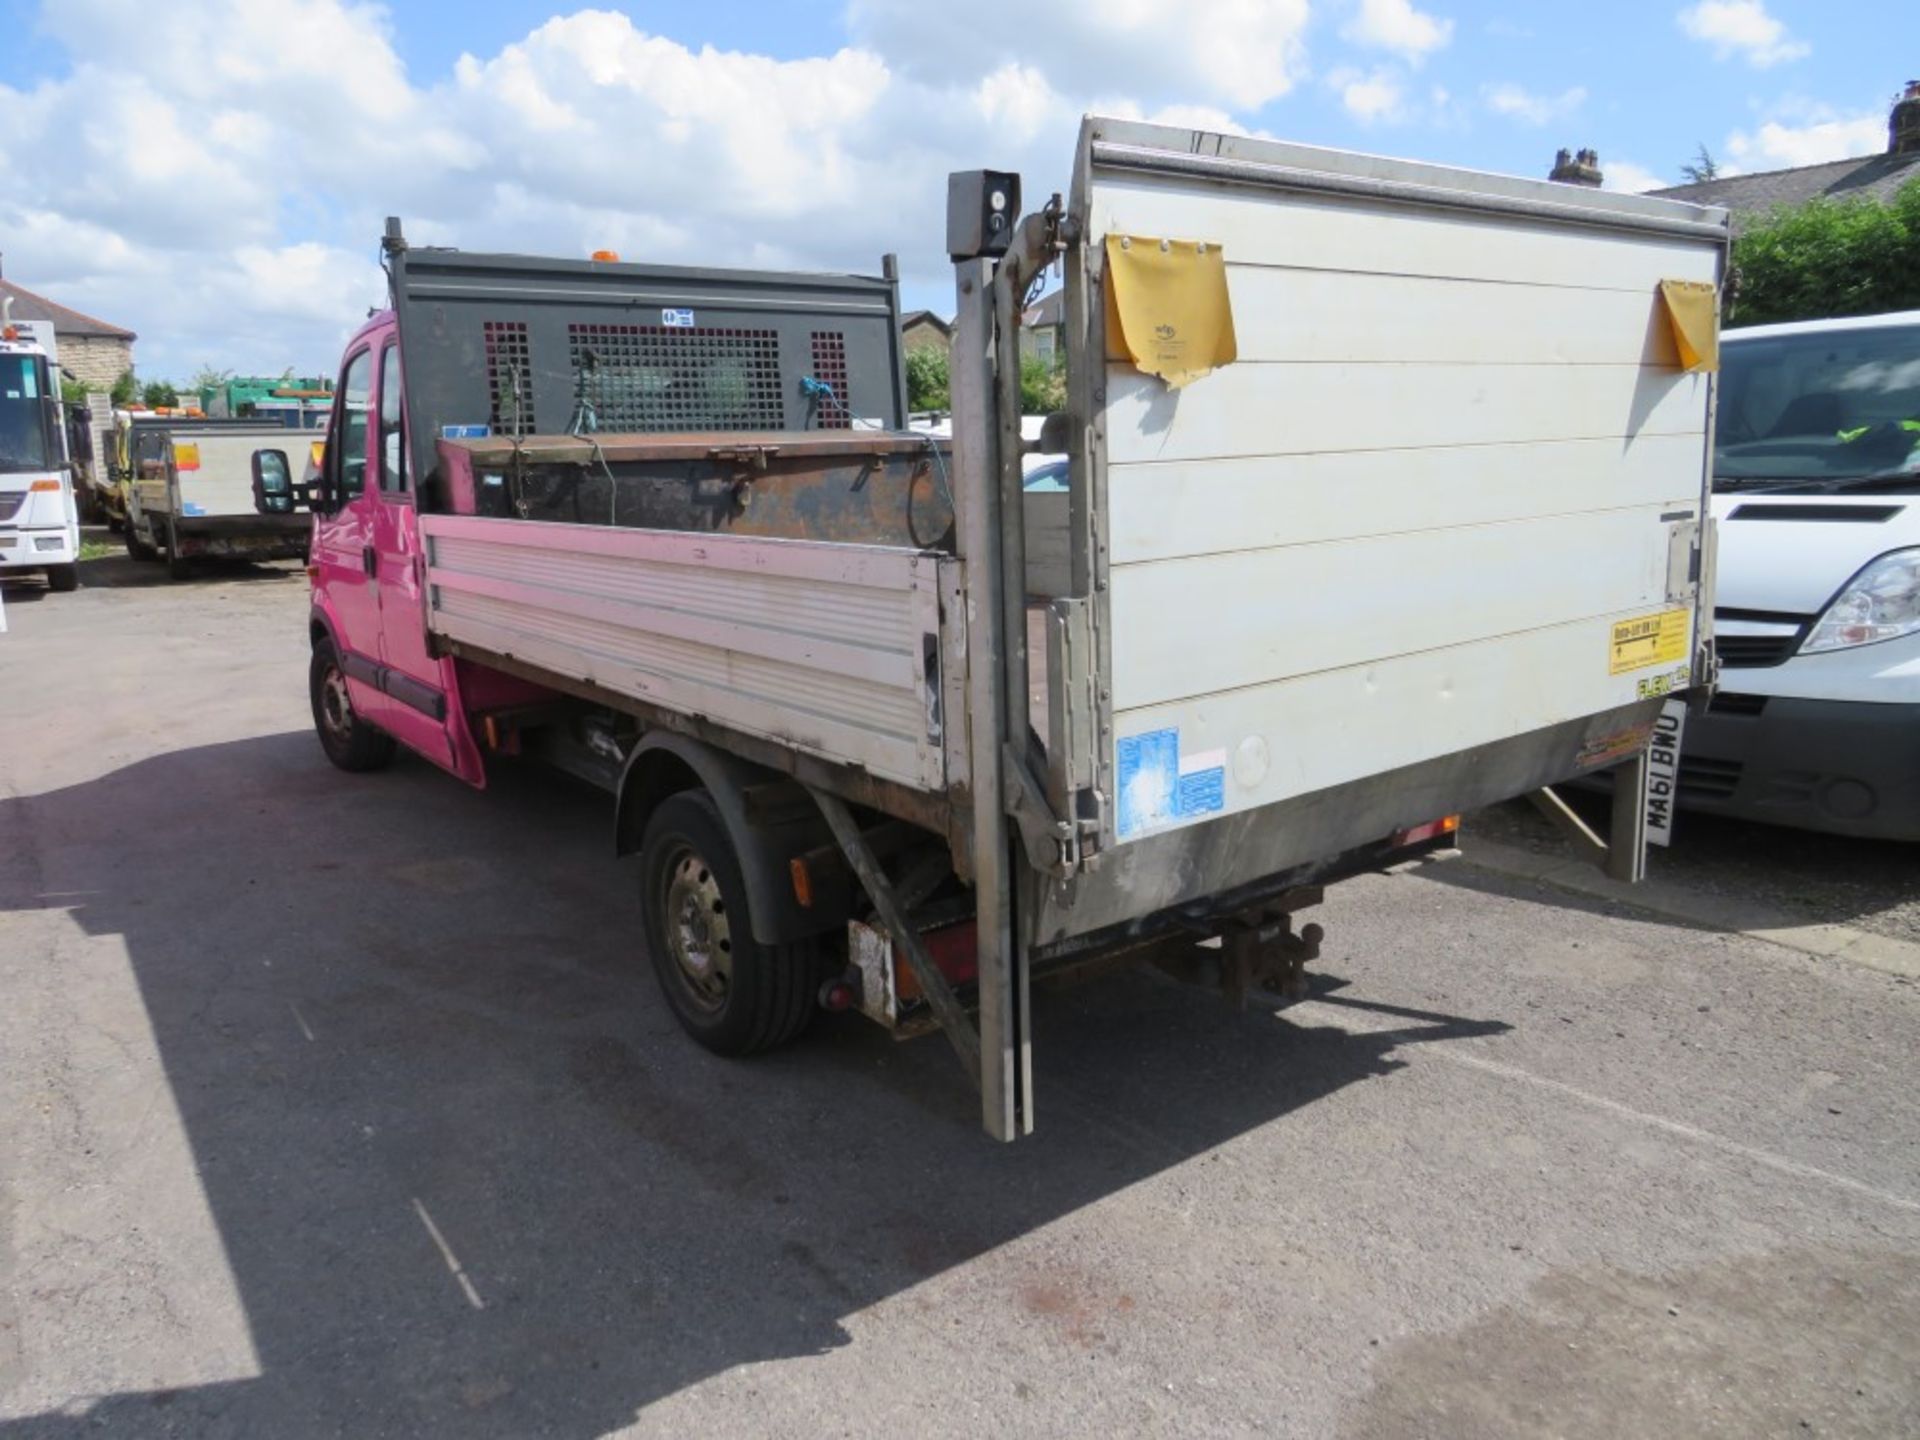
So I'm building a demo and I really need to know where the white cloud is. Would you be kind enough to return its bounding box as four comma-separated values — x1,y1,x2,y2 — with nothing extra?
1676,1,1809,68
1726,112,1889,170
1603,161,1670,194
0,0,1307,379
1483,83,1589,126
846,0,1311,112
1328,66,1408,124
1343,0,1454,63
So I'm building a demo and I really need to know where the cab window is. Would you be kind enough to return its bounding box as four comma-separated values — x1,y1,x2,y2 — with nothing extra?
378,340,406,494
331,349,372,500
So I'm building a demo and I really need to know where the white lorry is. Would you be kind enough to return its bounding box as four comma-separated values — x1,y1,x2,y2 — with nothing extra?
121,416,313,578
285,120,1729,1139
0,304,80,592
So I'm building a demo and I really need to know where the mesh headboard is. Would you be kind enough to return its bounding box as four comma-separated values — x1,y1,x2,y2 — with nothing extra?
387,238,909,495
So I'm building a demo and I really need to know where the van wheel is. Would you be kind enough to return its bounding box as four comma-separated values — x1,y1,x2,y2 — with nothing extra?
45,564,78,593
639,790,822,1056
310,639,395,773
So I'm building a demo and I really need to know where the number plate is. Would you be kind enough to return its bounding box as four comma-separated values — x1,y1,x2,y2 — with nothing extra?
1645,699,1685,847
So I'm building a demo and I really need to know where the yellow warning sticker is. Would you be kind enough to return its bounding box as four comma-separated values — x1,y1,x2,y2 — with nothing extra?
174,441,201,472
1609,608,1690,675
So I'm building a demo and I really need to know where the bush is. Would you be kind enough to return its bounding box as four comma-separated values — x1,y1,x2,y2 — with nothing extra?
1019,353,1066,414
109,369,137,406
1730,177,1920,326
141,380,180,408
905,346,949,412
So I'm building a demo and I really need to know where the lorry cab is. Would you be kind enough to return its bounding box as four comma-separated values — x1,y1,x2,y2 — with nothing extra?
0,313,80,592
293,313,488,783
1684,309,1920,838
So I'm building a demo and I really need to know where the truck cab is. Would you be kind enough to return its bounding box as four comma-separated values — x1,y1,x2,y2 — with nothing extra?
296,312,485,779
0,313,80,592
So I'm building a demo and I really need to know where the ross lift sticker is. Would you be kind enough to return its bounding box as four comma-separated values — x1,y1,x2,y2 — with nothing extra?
1609,607,1690,675
1117,730,1226,838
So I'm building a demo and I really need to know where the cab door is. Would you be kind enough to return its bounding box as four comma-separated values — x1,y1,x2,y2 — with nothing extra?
311,344,388,725
368,336,460,771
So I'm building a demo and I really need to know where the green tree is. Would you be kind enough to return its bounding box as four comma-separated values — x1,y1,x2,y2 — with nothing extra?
190,364,235,393
109,369,137,406
1729,178,1920,326
1019,354,1067,414
60,376,89,405
1679,143,1719,184
905,345,949,412
141,379,180,408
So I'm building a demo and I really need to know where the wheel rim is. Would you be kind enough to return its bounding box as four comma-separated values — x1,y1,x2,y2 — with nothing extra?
319,664,355,741
659,844,732,1014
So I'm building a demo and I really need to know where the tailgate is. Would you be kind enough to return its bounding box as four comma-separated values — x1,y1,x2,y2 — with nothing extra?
1080,121,1726,847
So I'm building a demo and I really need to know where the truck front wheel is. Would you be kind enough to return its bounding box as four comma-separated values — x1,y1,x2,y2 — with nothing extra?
44,564,78,593
309,640,395,773
638,790,823,1056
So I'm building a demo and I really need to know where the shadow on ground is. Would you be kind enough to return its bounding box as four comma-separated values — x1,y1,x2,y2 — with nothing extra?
1459,795,1920,939
0,732,1507,1436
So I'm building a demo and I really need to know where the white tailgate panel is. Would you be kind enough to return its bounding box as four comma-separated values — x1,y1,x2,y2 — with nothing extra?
421,515,949,791
176,435,268,518
1092,160,1716,842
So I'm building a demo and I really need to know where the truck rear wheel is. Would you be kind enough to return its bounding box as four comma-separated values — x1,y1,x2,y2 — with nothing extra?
638,790,823,1056
309,639,395,773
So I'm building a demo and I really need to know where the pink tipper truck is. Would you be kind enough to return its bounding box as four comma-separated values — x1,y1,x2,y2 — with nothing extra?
275,121,1727,1139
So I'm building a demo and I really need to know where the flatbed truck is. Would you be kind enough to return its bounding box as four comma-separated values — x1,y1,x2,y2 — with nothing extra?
280,121,1729,1139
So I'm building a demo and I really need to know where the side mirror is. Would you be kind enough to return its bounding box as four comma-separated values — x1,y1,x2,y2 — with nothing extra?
251,448,296,514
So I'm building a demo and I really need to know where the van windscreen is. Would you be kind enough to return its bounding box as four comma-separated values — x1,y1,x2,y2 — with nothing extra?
1716,322,1920,486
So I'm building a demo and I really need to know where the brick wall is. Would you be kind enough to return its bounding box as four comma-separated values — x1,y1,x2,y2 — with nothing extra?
59,334,134,392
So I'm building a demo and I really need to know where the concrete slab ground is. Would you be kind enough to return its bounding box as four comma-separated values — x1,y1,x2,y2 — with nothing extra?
2,548,1916,1437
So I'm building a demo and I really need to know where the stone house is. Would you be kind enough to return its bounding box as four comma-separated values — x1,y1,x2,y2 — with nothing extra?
0,272,137,391
900,309,951,354
1650,81,1920,233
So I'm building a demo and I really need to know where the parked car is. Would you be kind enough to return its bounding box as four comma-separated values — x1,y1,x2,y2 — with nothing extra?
1679,309,1920,839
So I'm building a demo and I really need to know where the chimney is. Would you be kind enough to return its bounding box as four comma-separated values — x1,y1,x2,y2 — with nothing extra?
1893,81,1920,156
1549,147,1604,187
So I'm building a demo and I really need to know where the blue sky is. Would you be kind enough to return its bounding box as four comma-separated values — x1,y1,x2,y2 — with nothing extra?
0,0,1913,378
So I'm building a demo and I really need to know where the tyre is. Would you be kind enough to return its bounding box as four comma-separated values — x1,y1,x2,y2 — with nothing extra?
309,639,396,773
638,789,823,1056
44,564,78,593
166,551,193,581
124,523,157,561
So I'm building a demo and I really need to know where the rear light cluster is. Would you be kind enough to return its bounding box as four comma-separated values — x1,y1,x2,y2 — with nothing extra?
1391,815,1460,848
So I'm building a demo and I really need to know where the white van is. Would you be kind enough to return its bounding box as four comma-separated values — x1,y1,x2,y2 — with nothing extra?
1683,309,1920,838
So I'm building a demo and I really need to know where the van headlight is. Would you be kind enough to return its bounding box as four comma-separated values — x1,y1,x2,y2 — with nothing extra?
1801,549,1920,654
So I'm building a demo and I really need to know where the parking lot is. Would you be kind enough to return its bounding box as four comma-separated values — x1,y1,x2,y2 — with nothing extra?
3,545,1918,1438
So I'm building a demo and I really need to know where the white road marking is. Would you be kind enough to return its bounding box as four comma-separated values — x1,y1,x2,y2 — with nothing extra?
1441,1043,1920,1215
288,1002,315,1042
412,1198,486,1310
1280,1002,1920,1214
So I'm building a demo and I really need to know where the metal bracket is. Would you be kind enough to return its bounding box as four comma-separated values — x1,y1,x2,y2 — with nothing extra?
807,787,982,1087
1001,743,1077,878
1528,767,1648,884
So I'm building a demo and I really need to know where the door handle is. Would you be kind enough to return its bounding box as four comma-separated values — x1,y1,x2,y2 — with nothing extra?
363,544,377,578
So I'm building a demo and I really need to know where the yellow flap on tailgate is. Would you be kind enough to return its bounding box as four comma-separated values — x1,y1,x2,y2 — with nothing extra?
1658,279,1719,373
1104,235,1237,389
